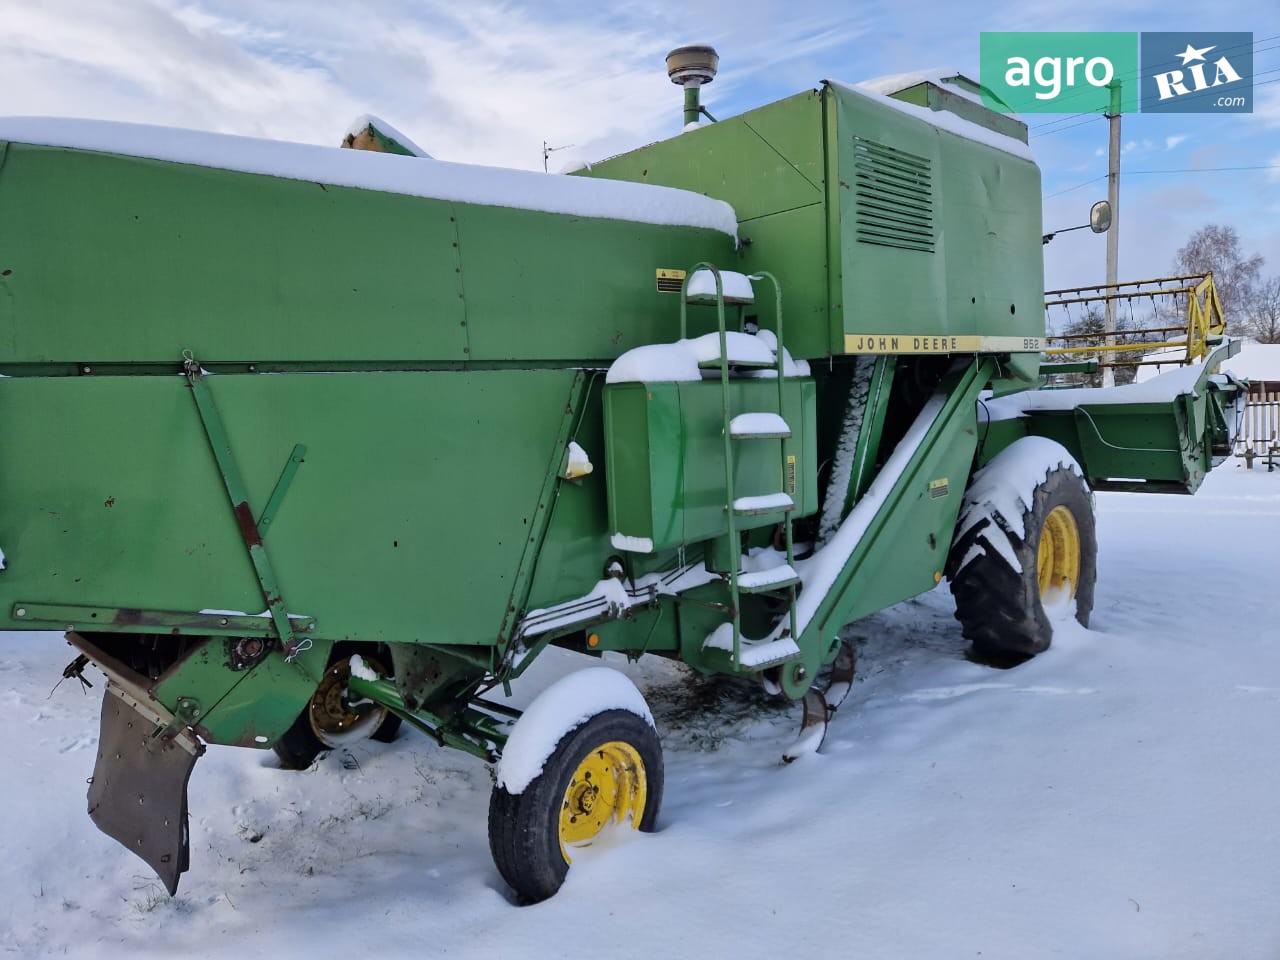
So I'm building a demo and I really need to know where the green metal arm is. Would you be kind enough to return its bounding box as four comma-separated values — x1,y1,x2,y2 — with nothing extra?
182,352,309,662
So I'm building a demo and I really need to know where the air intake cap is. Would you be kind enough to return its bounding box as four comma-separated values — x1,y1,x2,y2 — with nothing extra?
666,45,719,86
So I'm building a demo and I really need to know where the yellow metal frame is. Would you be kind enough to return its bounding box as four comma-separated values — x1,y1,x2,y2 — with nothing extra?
1043,272,1226,366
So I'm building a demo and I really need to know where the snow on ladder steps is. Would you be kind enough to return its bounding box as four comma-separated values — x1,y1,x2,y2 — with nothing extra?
703,623,801,668
606,331,778,384
686,269,755,302
689,331,775,367
729,412,791,438
733,492,794,513
736,564,799,590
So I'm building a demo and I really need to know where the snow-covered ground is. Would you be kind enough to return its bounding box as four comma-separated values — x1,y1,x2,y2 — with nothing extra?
2,465,1278,959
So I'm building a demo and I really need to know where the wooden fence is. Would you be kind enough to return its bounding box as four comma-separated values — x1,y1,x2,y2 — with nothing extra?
1236,390,1280,467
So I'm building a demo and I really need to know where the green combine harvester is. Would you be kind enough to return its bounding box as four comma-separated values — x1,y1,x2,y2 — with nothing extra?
0,46,1243,902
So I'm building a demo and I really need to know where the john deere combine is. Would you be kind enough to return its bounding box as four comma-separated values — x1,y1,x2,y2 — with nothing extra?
0,47,1242,902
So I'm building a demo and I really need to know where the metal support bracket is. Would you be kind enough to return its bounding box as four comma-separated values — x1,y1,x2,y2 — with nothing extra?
181,352,310,662
258,444,307,534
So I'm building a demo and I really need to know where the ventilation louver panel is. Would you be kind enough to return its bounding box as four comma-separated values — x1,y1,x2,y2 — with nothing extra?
851,137,935,253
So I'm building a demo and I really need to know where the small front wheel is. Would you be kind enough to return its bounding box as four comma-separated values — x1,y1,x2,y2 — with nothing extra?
488,673,663,903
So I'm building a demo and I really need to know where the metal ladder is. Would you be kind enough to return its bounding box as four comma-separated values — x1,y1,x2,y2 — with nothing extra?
681,263,800,672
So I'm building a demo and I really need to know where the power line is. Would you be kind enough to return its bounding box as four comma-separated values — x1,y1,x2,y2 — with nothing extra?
1031,73,1280,139
1045,175,1107,199
1027,49,1280,134
1125,163,1280,175
1043,164,1280,200
1032,115,1105,138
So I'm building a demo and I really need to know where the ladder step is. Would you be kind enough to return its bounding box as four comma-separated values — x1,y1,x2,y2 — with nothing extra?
732,492,794,515
686,268,756,304
736,564,800,593
689,331,776,368
729,412,791,439
703,624,801,669
698,357,776,369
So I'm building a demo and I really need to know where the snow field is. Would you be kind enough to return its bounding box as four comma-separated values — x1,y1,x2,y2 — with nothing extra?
0,466,1277,958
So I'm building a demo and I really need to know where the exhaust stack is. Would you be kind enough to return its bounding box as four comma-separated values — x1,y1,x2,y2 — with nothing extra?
666,45,719,128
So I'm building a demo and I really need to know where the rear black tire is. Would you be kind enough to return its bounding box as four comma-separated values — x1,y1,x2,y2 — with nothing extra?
272,643,400,769
947,439,1097,665
489,709,663,904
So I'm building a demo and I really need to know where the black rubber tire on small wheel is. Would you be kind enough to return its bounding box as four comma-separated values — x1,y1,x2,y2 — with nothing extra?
272,643,401,770
947,439,1097,666
488,709,663,904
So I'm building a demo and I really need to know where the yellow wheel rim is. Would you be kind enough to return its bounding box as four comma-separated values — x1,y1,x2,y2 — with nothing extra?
1037,505,1081,608
307,656,388,746
558,740,648,862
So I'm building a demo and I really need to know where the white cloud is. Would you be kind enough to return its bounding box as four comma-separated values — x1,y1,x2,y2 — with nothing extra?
0,0,869,169
1165,134,1189,150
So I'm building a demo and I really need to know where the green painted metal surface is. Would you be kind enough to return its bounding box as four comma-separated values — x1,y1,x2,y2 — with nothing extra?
977,340,1242,494
0,80,1242,761
69,631,332,747
603,378,816,552
582,82,1044,379
0,143,731,367
0,369,590,647
1,77,1253,900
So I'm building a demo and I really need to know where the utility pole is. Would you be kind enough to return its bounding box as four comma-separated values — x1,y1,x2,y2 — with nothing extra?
1103,80,1121,388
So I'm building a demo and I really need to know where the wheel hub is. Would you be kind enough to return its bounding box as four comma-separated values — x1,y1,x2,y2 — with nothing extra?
307,656,388,746
1037,504,1081,609
558,741,647,861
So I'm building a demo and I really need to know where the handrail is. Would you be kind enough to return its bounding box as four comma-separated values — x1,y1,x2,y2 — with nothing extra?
680,262,741,665
681,264,797,668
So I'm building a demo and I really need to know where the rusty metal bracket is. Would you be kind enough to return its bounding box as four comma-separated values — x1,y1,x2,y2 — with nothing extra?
181,352,310,662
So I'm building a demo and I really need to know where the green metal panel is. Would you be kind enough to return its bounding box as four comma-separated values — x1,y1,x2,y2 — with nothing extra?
581,91,834,358
735,204,832,358
453,204,733,362
585,85,1045,373
194,646,331,745
831,85,1044,352
976,341,1243,494
520,384,612,611
0,145,463,363
0,142,731,367
602,377,816,552
805,359,992,657
0,369,584,644
70,632,332,747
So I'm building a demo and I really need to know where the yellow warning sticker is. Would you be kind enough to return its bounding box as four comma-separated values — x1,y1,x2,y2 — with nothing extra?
928,477,950,499
656,268,687,293
786,454,797,494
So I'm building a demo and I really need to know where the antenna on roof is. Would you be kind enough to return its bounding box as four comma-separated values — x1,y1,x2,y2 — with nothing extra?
542,140,575,173
666,45,720,128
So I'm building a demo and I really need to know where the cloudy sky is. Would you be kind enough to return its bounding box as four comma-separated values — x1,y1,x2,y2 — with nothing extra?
1,0,1276,292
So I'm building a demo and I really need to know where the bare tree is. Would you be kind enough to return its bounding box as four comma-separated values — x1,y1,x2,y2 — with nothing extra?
1173,224,1265,321
1245,277,1280,344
